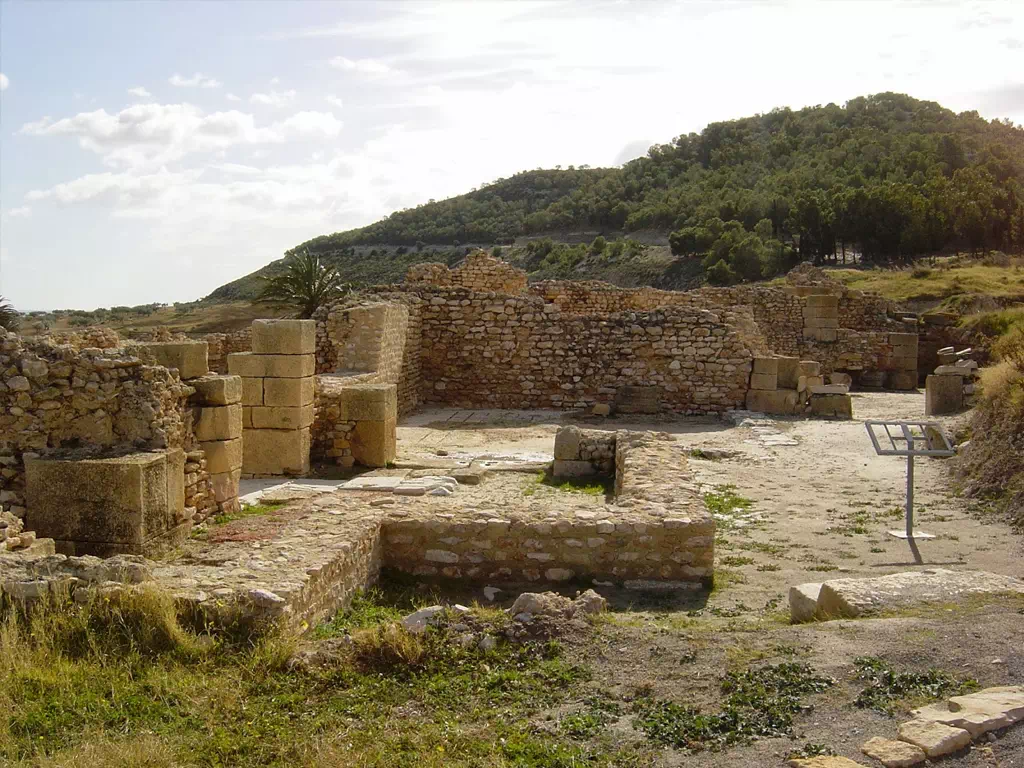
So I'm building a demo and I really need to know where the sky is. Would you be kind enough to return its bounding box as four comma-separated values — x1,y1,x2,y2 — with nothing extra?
1,0,1022,311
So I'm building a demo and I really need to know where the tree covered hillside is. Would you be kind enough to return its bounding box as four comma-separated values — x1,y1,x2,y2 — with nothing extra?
210,93,1024,299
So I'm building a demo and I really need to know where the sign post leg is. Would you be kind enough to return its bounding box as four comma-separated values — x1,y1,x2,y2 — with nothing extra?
906,454,914,538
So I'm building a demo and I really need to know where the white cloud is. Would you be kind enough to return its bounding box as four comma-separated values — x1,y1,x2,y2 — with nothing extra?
250,89,297,108
0,73,8,91
7,206,31,218
329,56,391,75
226,93,242,102
326,95,344,109
18,103,344,169
127,86,151,98
277,111,343,138
168,72,222,89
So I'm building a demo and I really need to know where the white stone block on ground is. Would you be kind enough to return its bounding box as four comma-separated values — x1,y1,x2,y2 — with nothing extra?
897,719,971,758
814,569,1024,619
401,605,445,633
913,686,1024,737
789,582,822,622
341,475,405,491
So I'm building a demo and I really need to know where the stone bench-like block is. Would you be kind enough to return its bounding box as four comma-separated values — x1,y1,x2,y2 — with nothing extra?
189,374,241,406
926,374,964,415
250,404,315,430
242,427,311,476
746,388,800,415
351,418,397,468
228,352,315,379
553,459,597,478
749,372,777,391
809,393,853,419
24,449,187,556
338,383,397,422
251,319,316,355
752,357,779,376
146,341,209,380
194,404,243,441
264,376,314,407
554,425,582,460
199,438,243,474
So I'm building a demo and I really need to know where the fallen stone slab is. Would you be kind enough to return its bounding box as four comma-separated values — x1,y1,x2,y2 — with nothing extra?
341,475,405,491
912,686,1024,737
789,582,822,622
788,757,868,768
792,569,1024,621
401,605,446,633
860,736,926,767
897,719,971,758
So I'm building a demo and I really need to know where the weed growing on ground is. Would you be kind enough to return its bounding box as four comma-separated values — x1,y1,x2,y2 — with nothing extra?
788,743,837,759
632,662,834,752
211,501,284,525
522,472,612,497
704,486,754,529
720,556,755,567
853,657,979,715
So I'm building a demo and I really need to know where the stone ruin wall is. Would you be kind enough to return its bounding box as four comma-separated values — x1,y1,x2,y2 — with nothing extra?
0,330,194,529
415,290,755,413
406,251,528,294
382,430,713,587
202,329,252,374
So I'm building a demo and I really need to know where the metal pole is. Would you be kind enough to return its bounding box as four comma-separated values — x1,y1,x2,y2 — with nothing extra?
906,454,914,538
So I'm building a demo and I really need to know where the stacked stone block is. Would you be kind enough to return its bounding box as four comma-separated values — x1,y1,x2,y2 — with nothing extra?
887,332,919,390
803,294,839,342
925,355,978,416
188,373,243,516
312,383,398,468
229,320,316,477
552,425,616,478
744,356,851,418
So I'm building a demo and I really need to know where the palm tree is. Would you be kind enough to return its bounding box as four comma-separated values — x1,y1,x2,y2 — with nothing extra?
0,295,18,331
257,250,350,319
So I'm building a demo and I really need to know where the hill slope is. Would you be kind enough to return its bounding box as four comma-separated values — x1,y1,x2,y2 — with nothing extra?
208,92,1024,300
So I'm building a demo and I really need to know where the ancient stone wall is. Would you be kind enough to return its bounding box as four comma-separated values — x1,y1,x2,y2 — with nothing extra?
41,327,121,350
406,251,528,294
314,297,422,417
311,383,397,468
202,329,252,374
0,330,193,522
416,289,754,413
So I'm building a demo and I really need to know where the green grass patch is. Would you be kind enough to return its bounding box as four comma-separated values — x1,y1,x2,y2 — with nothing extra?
523,471,613,497
632,662,834,752
211,502,284,526
704,486,754,529
853,656,979,716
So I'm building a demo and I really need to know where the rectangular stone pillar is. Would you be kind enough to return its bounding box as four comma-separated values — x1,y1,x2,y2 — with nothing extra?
926,374,964,415
229,320,316,477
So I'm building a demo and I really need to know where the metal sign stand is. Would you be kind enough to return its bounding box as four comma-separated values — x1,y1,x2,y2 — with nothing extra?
864,420,956,541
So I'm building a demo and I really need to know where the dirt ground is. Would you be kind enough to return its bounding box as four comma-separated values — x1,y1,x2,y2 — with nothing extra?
389,393,1024,766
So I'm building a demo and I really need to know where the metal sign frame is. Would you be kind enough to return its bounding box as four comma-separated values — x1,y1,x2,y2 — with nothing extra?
864,420,955,541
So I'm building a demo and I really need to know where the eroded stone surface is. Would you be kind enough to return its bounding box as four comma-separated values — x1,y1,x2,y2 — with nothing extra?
860,736,926,767
808,569,1024,620
788,757,868,768
913,686,1024,737
897,719,971,757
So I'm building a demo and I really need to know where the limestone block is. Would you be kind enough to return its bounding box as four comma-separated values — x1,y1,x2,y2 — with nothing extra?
241,377,264,406
925,375,963,416
242,428,311,476
193,404,243,441
242,407,253,429
934,365,966,376
554,425,582,460
146,341,209,379
350,419,397,468
251,319,316,355
809,393,853,419
776,357,801,389
809,384,849,395
752,357,779,375
749,372,777,391
338,384,397,422
200,438,243,474
592,403,612,416
804,327,838,342
897,719,970,758
828,373,853,387
250,404,315,430
798,360,821,377
789,582,822,622
24,450,184,554
189,374,242,406
788,759,868,768
806,294,839,310
745,388,799,415
553,459,597,478
889,332,918,347
887,370,918,391
263,376,314,407
227,352,315,379
860,737,926,767
209,469,241,503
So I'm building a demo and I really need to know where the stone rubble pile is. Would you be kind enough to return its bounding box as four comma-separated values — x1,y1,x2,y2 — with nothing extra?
745,356,854,419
